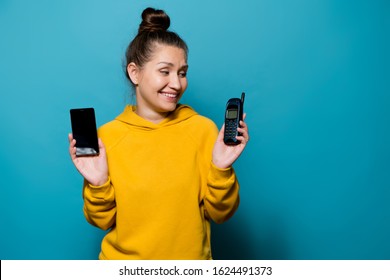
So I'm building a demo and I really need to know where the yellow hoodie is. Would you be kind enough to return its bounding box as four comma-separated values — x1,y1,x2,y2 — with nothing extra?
82,105,240,259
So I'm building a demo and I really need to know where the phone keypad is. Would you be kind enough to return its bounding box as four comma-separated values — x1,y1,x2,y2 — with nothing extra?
225,120,238,138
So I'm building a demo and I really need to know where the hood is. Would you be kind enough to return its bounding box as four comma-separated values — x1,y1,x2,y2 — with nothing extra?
115,104,198,130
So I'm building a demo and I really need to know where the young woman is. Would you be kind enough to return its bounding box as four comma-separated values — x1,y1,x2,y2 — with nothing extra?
68,7,249,260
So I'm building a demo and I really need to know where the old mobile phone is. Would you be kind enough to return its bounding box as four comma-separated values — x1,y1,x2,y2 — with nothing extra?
70,108,99,156
223,92,245,145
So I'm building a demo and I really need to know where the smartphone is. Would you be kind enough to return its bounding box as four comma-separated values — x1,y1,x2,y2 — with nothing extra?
223,92,245,145
70,108,99,156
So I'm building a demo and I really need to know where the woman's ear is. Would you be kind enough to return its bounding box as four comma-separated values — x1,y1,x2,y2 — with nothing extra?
127,62,139,85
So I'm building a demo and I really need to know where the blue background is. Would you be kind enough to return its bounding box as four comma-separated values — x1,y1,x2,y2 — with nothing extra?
1,0,389,260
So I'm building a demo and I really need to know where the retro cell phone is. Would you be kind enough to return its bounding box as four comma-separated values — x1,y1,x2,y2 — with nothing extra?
70,108,99,156
223,92,245,145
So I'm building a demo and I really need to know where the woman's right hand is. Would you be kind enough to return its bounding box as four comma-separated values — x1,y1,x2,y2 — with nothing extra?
68,133,108,186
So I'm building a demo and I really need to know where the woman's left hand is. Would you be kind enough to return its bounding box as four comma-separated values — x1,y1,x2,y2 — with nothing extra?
212,114,249,169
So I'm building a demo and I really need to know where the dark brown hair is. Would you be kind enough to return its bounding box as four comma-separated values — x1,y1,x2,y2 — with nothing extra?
125,7,188,83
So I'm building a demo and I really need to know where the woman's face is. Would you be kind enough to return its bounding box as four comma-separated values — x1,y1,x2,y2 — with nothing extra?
131,44,188,122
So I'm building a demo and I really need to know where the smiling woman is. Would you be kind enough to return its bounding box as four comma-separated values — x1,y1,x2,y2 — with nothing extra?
127,45,189,122
68,7,250,260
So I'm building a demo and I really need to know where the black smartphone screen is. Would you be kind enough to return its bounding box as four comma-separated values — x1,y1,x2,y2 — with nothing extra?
70,108,99,156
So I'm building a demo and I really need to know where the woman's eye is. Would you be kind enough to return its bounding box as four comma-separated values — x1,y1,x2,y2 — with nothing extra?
179,72,187,78
160,70,169,75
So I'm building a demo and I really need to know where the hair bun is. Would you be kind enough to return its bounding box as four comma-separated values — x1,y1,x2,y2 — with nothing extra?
138,7,170,33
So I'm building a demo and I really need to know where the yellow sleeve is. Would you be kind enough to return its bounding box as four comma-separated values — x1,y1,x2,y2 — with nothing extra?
82,178,116,230
204,162,240,224
189,115,240,224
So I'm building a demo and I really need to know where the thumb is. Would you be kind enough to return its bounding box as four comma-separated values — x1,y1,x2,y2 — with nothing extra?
98,138,106,152
216,123,225,142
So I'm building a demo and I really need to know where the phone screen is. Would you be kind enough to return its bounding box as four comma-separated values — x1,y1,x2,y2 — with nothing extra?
70,108,99,156
226,109,238,119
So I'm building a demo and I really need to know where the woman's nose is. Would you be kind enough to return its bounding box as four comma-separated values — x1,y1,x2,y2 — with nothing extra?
168,74,182,90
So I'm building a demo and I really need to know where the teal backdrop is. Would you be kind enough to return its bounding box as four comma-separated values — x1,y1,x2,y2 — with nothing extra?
1,0,389,259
